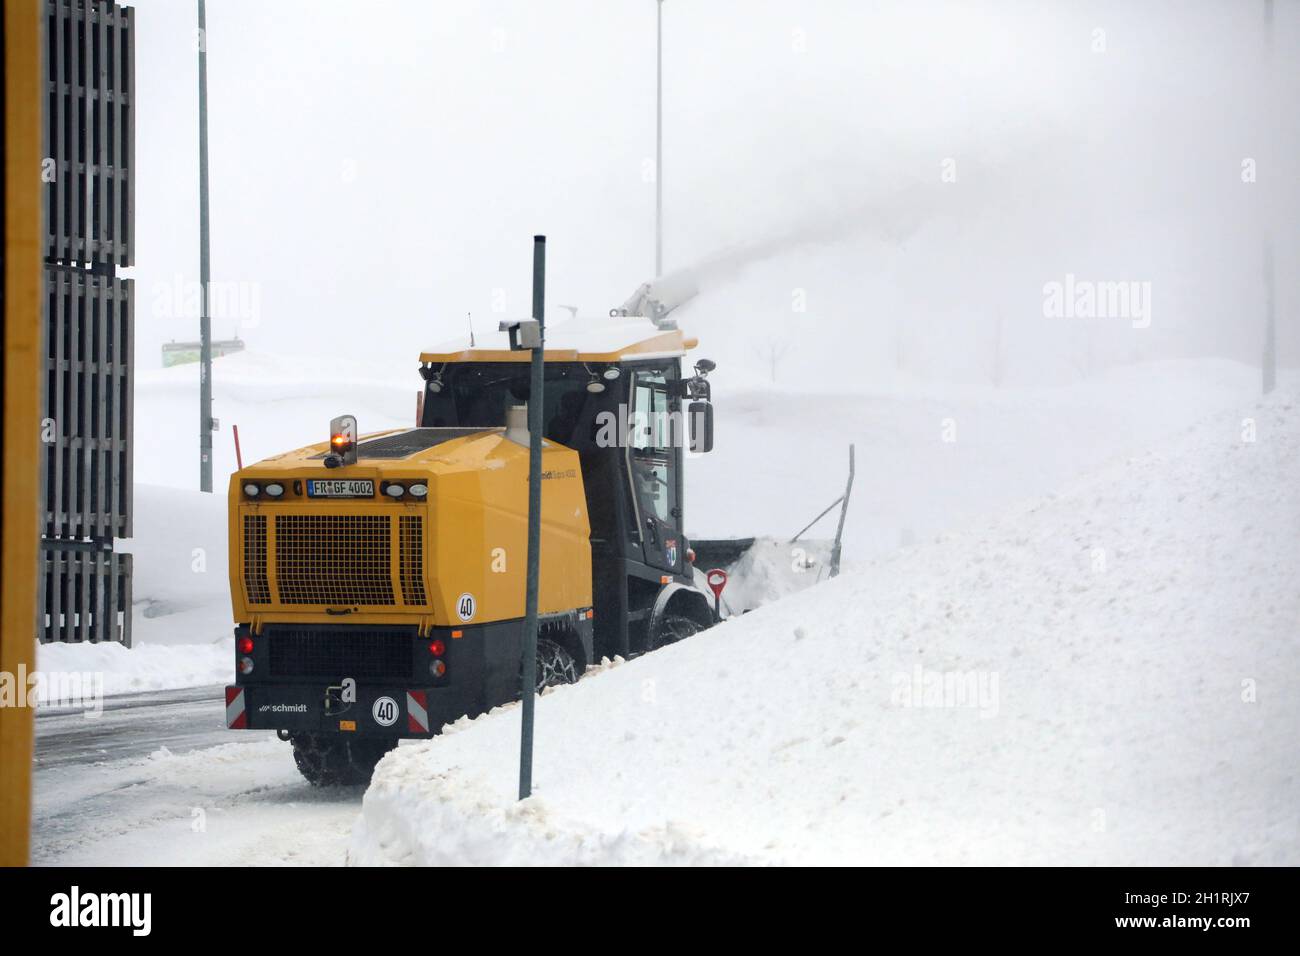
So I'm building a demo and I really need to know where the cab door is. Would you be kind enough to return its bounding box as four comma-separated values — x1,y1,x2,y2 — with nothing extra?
627,367,683,573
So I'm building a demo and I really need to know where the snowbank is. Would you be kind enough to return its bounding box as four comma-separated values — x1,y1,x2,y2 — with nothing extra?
36,636,231,703
351,394,1300,866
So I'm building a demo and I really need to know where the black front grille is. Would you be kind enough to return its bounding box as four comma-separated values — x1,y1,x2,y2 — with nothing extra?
358,427,485,458
266,627,415,680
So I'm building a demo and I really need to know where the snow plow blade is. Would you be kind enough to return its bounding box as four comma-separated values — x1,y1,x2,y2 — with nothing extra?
689,537,838,617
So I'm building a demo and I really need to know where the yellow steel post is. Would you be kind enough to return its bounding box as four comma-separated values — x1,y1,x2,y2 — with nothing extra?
1,0,44,867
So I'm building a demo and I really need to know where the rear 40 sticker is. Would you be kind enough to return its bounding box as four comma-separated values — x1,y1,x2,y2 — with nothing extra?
372,696,398,727
456,592,476,622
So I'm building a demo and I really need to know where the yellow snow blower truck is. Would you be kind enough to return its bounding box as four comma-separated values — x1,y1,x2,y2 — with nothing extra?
225,314,721,784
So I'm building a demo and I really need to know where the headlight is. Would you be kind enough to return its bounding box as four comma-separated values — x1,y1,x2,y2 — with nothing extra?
243,483,260,497
408,483,428,498
264,482,284,497
383,483,405,498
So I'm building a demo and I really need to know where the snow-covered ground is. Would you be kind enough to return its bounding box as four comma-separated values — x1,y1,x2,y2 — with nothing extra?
30,350,1297,866
34,736,360,866
350,392,1300,865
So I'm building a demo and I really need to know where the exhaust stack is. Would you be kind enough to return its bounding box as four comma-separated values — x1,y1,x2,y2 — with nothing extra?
505,404,529,446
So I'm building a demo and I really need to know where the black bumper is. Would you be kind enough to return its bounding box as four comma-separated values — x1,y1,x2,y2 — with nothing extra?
225,682,454,738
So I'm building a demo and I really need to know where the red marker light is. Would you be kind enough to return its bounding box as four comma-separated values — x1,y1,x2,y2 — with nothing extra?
429,639,446,657
238,636,254,654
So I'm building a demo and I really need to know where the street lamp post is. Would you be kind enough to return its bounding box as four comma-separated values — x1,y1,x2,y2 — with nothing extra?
655,0,663,278
1261,0,1275,395
197,0,214,491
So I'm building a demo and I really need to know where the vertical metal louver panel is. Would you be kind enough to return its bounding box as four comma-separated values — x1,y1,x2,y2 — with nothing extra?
39,544,132,646
44,0,134,267
39,0,135,646
43,264,132,539
242,514,271,604
399,515,427,606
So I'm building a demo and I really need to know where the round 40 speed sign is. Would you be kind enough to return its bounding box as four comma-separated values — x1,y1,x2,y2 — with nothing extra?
456,592,476,622
372,696,398,727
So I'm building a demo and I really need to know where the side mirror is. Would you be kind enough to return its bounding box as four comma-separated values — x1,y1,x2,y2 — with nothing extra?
688,401,713,454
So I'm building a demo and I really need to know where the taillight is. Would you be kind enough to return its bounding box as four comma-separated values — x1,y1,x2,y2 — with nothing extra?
429,639,446,657
239,656,255,675
429,659,446,678
238,636,254,654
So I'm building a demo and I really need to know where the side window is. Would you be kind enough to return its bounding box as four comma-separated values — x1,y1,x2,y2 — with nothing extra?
630,369,676,528
632,379,669,450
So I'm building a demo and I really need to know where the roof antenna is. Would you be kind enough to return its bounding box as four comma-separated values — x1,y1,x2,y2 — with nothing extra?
467,311,476,347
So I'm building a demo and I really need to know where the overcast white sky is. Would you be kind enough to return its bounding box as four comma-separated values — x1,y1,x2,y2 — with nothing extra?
129,0,1298,386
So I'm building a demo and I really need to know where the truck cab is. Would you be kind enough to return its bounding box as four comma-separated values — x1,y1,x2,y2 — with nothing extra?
418,317,716,660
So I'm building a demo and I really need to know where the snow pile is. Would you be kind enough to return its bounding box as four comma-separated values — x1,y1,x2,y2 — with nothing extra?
36,640,230,703
351,395,1300,865
688,358,1265,563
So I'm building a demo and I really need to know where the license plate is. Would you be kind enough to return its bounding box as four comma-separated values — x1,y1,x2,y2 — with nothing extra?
306,479,374,498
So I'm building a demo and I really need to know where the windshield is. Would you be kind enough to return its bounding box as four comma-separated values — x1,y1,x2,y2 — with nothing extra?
420,362,594,444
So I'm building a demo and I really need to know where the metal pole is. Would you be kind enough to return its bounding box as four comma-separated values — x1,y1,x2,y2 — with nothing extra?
1261,0,1275,396
197,0,214,492
1263,238,1276,394
829,445,855,578
519,235,546,800
655,0,663,278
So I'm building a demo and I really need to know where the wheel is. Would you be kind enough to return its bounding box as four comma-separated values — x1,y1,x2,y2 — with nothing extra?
289,733,396,787
646,613,702,653
534,638,580,693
